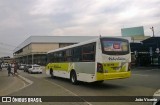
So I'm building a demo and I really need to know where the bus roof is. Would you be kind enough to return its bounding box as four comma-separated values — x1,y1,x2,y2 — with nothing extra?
47,36,130,54
48,37,99,54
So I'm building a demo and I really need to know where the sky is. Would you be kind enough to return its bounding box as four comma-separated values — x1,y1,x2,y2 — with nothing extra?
0,0,160,57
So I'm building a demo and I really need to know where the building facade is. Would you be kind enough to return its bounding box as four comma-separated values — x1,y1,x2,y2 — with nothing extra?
14,35,153,66
13,36,99,65
130,37,160,66
0,56,13,64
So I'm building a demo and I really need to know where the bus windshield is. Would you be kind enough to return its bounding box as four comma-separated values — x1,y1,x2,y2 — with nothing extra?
101,38,129,55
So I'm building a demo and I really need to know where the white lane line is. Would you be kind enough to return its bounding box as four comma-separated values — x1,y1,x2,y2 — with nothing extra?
15,77,33,93
141,69,160,72
151,69,160,71
18,75,33,84
10,79,27,95
44,79,92,105
13,75,33,93
134,69,160,71
4,76,33,96
132,74,149,76
144,70,154,72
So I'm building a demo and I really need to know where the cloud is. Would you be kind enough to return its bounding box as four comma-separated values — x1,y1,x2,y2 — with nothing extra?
0,0,160,57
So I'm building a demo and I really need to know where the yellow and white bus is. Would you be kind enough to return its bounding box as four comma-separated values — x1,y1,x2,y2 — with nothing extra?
46,37,131,84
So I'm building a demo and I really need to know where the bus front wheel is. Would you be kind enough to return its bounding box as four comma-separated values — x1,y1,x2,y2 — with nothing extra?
70,71,77,85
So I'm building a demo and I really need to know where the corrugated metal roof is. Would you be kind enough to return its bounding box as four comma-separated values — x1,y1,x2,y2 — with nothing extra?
13,36,99,52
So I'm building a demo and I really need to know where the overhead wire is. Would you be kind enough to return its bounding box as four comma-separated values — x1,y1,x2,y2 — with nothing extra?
0,42,15,57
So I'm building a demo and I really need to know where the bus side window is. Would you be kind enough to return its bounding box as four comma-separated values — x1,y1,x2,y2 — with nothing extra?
73,47,82,62
53,53,57,62
47,53,53,63
51,53,54,62
82,43,95,62
66,49,73,62
57,51,65,62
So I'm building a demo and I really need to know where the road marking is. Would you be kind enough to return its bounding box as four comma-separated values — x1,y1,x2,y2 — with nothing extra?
9,75,34,95
1,76,33,96
132,74,149,76
144,70,154,72
151,69,160,71
133,68,160,71
44,79,92,105
141,69,160,72
18,75,33,84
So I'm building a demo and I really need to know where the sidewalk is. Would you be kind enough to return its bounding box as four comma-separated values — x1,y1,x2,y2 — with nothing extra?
0,68,25,96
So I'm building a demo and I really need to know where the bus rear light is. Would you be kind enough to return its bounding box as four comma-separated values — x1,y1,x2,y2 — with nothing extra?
97,63,103,73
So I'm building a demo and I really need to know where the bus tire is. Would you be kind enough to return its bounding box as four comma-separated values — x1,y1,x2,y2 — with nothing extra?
70,71,77,85
50,69,54,78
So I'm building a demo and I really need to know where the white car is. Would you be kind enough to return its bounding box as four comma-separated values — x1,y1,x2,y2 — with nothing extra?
1,63,8,68
28,64,43,74
19,64,26,70
153,89,160,105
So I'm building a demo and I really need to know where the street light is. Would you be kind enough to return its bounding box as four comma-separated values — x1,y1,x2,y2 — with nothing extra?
150,26,155,37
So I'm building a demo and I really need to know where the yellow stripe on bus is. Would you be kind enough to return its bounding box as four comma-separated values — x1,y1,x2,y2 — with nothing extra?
96,71,131,80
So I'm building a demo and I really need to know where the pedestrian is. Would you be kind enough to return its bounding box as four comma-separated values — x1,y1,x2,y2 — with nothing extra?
0,63,2,71
7,64,13,76
14,63,18,75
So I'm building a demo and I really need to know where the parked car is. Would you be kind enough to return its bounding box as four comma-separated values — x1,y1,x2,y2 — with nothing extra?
19,64,26,70
28,64,42,74
24,65,31,72
153,89,160,105
1,63,8,68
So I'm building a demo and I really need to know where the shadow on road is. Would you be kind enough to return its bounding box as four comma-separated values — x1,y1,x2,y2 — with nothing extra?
45,76,126,90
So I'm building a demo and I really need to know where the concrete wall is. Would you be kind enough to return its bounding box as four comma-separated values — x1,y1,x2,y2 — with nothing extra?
14,43,59,58
23,44,32,55
131,36,150,43
31,43,59,53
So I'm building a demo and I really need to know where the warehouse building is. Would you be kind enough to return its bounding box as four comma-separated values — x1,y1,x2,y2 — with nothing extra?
13,36,99,65
13,34,152,66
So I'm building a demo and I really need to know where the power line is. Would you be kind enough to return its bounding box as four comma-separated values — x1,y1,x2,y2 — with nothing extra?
155,30,160,35
0,42,17,48
150,26,155,37
0,51,12,55
0,49,13,53
0,52,13,56
0,42,14,57
0,47,14,51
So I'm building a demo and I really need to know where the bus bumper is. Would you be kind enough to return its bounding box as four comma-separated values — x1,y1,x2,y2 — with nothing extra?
96,71,131,81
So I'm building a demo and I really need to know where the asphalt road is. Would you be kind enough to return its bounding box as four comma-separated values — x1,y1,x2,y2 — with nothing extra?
1,67,160,105
0,68,26,96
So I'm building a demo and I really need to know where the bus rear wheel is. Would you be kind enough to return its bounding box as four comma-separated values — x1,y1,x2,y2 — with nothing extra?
70,71,77,85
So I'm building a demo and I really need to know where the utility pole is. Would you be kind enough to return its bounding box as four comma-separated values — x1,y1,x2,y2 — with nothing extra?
150,26,155,37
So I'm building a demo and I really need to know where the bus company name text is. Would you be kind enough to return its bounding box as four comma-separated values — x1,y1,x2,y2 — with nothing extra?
108,57,126,61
